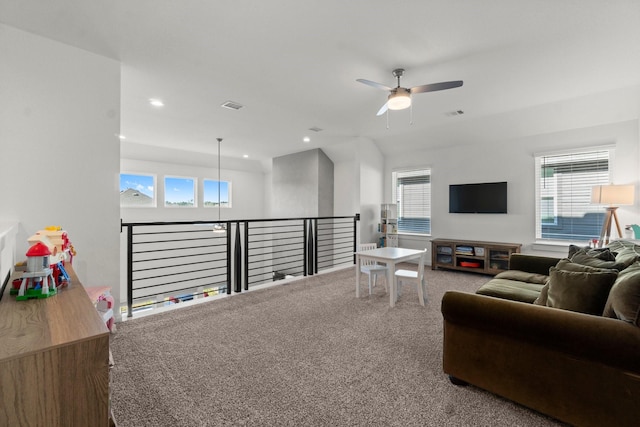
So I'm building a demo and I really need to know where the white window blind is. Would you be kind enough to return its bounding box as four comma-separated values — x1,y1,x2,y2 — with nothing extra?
393,169,431,234
535,148,610,241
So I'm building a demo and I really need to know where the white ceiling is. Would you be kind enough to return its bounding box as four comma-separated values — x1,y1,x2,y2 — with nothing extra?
3,0,640,169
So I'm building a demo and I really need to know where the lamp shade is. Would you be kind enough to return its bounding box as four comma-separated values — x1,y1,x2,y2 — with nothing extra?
591,184,635,205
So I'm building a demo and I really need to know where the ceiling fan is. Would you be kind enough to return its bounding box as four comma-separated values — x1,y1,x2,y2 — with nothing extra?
357,68,463,116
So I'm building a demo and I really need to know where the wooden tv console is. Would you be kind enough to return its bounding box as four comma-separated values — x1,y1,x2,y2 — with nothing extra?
431,238,521,275
0,264,110,426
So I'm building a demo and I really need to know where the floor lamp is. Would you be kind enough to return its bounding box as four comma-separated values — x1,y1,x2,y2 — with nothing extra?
591,184,635,247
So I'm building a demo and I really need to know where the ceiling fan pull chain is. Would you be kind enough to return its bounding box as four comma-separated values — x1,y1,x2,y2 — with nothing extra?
386,109,390,129
410,103,413,125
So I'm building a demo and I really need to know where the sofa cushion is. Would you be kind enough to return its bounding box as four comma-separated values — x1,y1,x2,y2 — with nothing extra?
493,270,549,284
603,261,640,327
476,277,545,303
545,267,618,315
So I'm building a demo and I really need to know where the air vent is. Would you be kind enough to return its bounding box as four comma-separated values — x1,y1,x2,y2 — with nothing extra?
308,126,323,132
221,101,244,110
445,110,464,117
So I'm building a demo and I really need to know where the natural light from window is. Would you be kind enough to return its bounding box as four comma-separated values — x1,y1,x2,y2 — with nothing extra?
535,148,611,242
392,168,431,235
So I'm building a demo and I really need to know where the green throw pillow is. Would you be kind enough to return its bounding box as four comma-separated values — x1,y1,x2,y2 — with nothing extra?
534,259,618,306
570,250,634,271
545,267,618,315
603,261,640,326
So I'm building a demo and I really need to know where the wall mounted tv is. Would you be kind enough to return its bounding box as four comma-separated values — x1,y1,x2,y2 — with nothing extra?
449,181,508,214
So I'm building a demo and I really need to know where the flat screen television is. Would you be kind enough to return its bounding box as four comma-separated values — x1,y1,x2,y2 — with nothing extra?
449,181,507,214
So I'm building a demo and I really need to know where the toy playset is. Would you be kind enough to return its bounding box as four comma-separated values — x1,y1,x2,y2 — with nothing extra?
11,226,75,301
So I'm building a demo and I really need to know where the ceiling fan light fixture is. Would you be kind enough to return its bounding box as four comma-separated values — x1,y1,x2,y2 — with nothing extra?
387,89,411,110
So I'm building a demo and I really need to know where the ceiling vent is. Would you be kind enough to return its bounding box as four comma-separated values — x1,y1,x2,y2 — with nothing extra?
221,101,244,110
445,110,464,117
308,126,323,132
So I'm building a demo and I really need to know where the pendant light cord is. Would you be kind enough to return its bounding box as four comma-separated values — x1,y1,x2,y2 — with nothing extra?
217,138,222,223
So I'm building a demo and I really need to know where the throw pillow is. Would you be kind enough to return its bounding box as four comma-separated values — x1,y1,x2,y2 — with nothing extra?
534,259,618,306
533,278,550,306
555,258,618,273
545,267,618,315
570,250,633,271
587,248,617,261
603,261,640,326
568,244,590,258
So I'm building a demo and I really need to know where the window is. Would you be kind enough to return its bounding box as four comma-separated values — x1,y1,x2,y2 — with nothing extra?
164,176,196,207
203,179,231,208
120,173,156,207
535,148,611,241
392,168,431,235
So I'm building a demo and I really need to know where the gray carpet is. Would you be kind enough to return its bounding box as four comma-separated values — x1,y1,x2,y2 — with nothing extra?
110,266,564,426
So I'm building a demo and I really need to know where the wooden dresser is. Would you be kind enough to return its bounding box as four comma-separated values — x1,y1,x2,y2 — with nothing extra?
0,265,110,426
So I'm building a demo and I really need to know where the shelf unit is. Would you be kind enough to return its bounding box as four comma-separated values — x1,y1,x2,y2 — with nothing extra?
379,203,398,247
431,238,521,275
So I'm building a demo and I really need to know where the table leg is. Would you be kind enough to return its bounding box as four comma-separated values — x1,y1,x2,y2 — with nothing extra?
355,254,361,298
388,261,395,308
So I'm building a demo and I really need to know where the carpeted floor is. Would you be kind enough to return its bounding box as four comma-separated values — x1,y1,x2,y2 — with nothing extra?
110,266,565,426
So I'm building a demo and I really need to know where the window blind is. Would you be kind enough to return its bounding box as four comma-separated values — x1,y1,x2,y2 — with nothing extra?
393,169,431,234
535,149,610,241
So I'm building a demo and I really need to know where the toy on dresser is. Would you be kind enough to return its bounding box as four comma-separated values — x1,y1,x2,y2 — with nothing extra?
11,226,75,301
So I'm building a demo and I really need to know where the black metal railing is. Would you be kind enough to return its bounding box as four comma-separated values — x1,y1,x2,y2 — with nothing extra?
121,215,359,317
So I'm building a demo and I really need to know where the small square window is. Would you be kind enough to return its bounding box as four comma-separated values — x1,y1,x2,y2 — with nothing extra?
165,176,196,207
204,179,231,208
120,173,156,207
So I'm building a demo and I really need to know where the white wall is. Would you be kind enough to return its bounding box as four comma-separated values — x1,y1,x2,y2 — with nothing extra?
357,138,384,245
331,137,384,245
333,160,358,217
0,25,121,301
387,119,640,256
271,149,334,217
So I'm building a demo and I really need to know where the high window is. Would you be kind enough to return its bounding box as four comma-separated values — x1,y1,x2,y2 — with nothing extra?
203,179,231,208
164,176,196,207
535,148,611,241
120,173,156,207
392,168,431,235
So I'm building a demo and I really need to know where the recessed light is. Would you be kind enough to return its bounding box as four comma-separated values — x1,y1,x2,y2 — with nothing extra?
303,136,310,143
118,134,126,140
243,154,249,158
149,98,164,107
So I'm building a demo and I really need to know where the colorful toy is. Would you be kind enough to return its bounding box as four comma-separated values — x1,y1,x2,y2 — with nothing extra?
27,226,74,288
12,242,58,300
28,226,75,265
11,226,76,300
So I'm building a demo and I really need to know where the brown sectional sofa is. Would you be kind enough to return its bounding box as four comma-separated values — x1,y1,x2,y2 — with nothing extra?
441,240,640,427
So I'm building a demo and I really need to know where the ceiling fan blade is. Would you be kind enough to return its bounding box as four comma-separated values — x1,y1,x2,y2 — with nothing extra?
410,80,463,94
376,102,389,116
357,78,393,91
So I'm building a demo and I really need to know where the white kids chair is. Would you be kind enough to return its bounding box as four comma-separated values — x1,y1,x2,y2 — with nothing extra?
394,249,428,306
358,243,388,295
